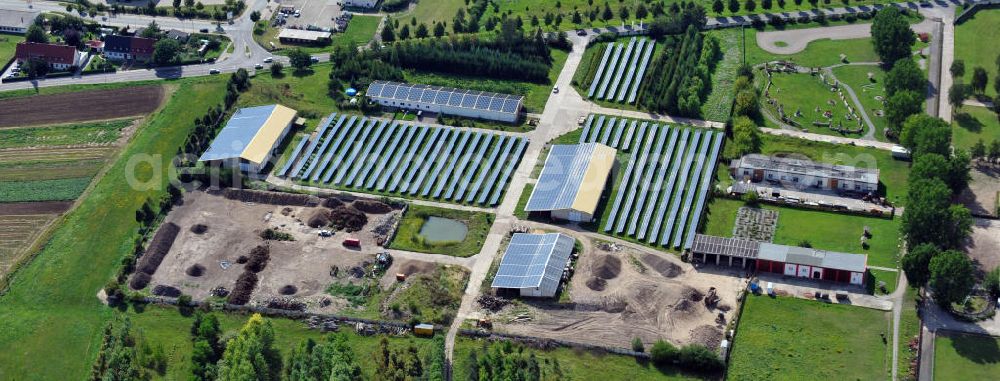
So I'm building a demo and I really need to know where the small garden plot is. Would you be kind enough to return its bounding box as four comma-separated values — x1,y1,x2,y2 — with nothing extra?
762,70,866,137
582,115,723,250
934,331,1000,380
728,296,891,380
733,207,778,242
280,114,528,206
582,37,656,104
388,204,492,257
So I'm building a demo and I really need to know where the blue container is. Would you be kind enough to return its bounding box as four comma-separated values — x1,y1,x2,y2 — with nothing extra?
346,88,358,96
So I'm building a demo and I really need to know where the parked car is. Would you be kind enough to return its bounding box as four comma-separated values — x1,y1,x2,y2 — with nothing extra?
254,64,263,69
310,56,320,63
263,57,273,63
552,86,559,93
576,29,587,36
199,28,209,33
209,69,221,74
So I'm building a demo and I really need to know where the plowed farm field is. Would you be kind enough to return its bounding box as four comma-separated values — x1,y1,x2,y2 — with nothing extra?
0,213,60,281
0,86,164,127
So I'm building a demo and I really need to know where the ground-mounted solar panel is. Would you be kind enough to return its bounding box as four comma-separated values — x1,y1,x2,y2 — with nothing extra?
683,133,725,249
621,120,639,151
309,115,355,182
464,135,508,203
626,125,669,236
385,126,430,192
299,115,344,179
353,122,400,188
647,128,690,243
589,115,606,143
331,119,379,185
604,37,636,101
366,124,413,189
474,137,517,204
486,138,528,206
659,130,702,246
405,128,450,193
344,121,394,187
587,44,616,98
599,117,616,145
289,114,335,178
672,131,714,248
276,134,309,177
615,38,646,102
615,124,659,234
636,128,680,240
627,42,656,104
578,114,594,143
418,131,463,196
321,118,370,183
602,123,648,232
610,118,627,148
436,132,481,199
595,43,624,100
450,134,493,201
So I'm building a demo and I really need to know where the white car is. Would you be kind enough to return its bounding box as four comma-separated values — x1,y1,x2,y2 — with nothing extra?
263,57,273,63
552,86,559,93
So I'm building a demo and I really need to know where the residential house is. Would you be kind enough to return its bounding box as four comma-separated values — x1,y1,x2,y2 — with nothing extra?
14,42,83,71
103,35,156,62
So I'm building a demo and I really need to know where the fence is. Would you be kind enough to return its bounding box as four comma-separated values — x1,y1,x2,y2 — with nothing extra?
955,1,1000,24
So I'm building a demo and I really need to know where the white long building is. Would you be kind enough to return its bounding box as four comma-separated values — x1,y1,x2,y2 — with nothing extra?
366,81,523,123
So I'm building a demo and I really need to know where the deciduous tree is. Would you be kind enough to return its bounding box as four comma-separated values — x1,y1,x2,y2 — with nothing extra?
929,250,975,306
871,7,915,68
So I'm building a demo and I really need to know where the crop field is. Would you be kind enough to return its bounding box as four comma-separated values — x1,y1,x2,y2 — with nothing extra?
580,114,723,250
0,143,117,202
583,37,656,104
0,86,163,127
0,119,132,149
280,114,528,206
0,213,59,281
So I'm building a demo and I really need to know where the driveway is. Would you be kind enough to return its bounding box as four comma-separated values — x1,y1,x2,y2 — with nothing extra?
756,18,937,55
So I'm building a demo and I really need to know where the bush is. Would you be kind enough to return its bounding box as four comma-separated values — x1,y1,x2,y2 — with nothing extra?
650,340,678,365
677,345,725,371
260,228,294,241
632,337,645,353
152,285,182,297
986,267,1000,297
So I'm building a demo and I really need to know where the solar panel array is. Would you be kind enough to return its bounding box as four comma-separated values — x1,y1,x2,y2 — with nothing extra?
368,81,523,115
586,38,655,104
580,114,723,249
491,233,575,292
278,113,527,206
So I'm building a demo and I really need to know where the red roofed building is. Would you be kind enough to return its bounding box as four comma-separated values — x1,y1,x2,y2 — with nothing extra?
103,35,156,62
15,42,83,70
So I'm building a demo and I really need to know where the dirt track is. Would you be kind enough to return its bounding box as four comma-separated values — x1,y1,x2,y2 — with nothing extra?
0,201,73,215
0,86,164,128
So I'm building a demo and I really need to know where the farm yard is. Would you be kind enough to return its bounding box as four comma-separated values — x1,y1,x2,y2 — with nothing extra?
0,86,165,127
582,37,656,104
280,114,529,207
728,295,892,380
576,114,722,250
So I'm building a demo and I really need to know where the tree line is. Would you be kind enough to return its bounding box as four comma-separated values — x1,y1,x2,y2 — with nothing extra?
638,25,719,117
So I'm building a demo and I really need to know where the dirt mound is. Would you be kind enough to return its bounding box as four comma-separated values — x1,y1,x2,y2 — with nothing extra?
322,197,344,209
329,206,367,232
186,264,206,277
151,285,182,297
681,287,704,302
236,255,249,264
129,272,151,290
223,189,319,206
641,254,683,278
307,209,331,228
592,255,622,280
399,261,435,275
586,277,608,291
279,285,298,295
688,325,723,349
352,199,393,214
190,224,208,234
245,245,270,273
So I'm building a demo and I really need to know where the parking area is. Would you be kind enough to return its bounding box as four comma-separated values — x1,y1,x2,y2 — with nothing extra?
275,0,343,30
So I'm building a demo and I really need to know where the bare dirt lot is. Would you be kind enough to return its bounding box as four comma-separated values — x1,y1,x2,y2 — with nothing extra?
145,190,463,320
487,238,743,350
958,165,999,218
965,218,1000,276
0,201,72,215
0,86,164,128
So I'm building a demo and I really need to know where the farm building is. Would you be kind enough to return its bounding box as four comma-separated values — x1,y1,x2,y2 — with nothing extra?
0,8,39,34
525,143,616,222
14,42,83,70
199,104,299,173
343,0,380,8
103,35,156,61
366,81,524,123
277,29,332,44
491,233,575,298
730,154,879,193
689,234,867,285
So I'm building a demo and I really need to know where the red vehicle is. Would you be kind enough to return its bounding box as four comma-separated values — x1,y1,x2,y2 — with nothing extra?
342,238,361,248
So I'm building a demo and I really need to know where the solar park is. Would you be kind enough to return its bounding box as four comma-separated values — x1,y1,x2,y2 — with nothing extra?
277,114,528,206
578,114,723,250
586,37,656,104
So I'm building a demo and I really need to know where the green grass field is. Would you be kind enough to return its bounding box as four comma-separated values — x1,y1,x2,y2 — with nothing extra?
256,14,380,56
832,64,890,141
747,32,880,68
0,77,227,380
702,28,743,123
728,296,891,380
239,63,339,119
389,204,493,257
955,9,1000,98
934,331,1000,381
0,34,24,67
0,177,92,202
764,71,868,138
452,337,703,380
701,198,901,268
0,119,132,149
952,105,1000,151
897,286,921,380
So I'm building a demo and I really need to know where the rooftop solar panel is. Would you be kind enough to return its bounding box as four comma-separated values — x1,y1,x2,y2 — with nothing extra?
475,95,491,109
394,85,410,100
420,89,437,103
501,99,520,113
492,233,574,292
406,86,423,101
383,83,399,98
461,94,477,108
488,97,504,112
368,82,384,98
447,91,464,107
434,90,450,104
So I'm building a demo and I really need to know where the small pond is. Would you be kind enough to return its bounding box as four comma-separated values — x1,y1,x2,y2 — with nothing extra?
417,217,468,243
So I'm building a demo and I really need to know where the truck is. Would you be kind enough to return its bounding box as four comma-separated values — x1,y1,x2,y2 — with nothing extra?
342,237,361,248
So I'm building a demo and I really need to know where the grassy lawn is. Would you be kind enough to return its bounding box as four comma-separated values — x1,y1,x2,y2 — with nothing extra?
0,119,132,149
701,198,901,268
255,14,380,56
763,71,868,138
702,28,743,123
514,182,533,220
832,64,890,141
388,204,493,257
131,306,441,380
934,331,1000,381
0,77,227,380
0,33,24,67
747,31,880,68
955,9,1000,98
728,295,891,380
897,285,921,381
453,337,704,380
239,63,339,119
952,105,1000,151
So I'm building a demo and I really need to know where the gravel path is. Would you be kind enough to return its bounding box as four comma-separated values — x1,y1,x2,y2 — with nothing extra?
756,19,937,55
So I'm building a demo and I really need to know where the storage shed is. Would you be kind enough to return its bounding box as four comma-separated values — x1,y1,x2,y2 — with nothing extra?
491,233,575,298
756,243,867,285
199,104,298,173
524,143,616,222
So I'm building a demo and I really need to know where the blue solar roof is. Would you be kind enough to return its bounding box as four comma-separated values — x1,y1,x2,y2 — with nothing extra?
199,105,279,161
525,143,606,212
369,81,523,115
491,233,574,291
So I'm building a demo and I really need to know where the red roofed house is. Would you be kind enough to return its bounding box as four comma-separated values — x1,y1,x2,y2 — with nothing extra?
103,35,156,62
15,42,83,71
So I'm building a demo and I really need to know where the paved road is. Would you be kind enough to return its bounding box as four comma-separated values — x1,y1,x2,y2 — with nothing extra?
1,0,219,31
937,10,957,122
824,64,880,141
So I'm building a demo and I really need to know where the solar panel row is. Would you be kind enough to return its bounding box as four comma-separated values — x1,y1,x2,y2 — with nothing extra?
595,43,625,100
615,38,646,102
635,128,680,240
659,130,703,246
369,81,522,114
603,37,636,101
627,42,656,104
647,128,690,244
672,131,714,248
683,133,725,249
586,44,616,98
586,39,655,104
309,115,355,182
276,134,309,177
626,125,669,236
289,114,336,178
602,122,648,232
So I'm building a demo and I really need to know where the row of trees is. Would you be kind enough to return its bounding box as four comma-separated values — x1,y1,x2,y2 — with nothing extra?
948,56,1000,120
639,26,716,117
712,0,851,14
89,318,167,380
379,33,553,83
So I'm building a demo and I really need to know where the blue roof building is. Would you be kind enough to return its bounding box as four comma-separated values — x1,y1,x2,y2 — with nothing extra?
491,233,575,297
